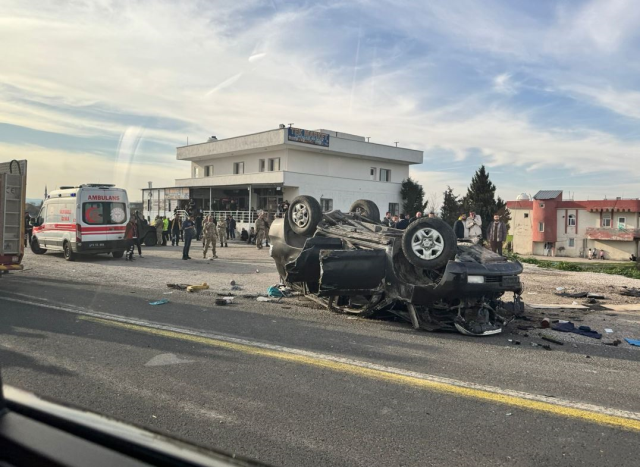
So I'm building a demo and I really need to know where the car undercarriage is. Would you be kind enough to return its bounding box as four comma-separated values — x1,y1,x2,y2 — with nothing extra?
270,196,524,336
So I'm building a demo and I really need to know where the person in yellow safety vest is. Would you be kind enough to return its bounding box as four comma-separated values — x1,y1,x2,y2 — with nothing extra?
162,216,169,246
202,216,218,260
217,217,228,247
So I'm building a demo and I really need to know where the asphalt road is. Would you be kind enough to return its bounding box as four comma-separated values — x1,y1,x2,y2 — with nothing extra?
1,274,640,466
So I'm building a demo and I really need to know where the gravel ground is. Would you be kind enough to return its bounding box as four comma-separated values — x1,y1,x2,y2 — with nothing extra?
19,239,279,296
16,242,640,346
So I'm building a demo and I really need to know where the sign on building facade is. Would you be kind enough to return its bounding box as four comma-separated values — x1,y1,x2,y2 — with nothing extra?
164,187,190,200
287,128,330,147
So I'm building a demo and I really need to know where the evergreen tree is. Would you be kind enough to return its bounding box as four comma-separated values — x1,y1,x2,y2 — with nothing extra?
440,186,461,226
462,165,510,234
400,177,427,216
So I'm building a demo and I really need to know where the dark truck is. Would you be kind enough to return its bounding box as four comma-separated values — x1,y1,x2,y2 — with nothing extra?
269,196,524,336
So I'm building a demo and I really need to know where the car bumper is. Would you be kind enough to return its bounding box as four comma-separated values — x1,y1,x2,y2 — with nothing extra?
73,240,128,254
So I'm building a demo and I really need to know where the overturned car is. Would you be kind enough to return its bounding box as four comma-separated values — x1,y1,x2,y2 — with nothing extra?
269,196,524,336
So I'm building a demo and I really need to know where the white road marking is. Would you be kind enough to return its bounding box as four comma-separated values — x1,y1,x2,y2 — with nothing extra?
2,294,640,423
144,353,195,367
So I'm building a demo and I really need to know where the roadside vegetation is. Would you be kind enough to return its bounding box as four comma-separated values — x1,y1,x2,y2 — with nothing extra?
509,254,640,280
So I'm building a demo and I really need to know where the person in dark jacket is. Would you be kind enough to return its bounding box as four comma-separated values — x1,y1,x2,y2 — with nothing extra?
195,213,203,241
453,214,467,239
228,216,237,239
395,214,410,230
182,215,196,260
382,212,392,226
487,214,507,255
24,213,33,247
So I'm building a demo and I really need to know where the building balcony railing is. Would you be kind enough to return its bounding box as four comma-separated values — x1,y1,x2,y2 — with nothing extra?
175,210,284,225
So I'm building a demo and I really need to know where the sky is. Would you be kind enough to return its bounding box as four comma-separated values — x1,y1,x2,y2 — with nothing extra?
2,0,640,204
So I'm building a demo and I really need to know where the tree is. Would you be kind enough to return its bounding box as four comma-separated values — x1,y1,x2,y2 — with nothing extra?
462,165,511,234
400,177,427,216
440,186,461,226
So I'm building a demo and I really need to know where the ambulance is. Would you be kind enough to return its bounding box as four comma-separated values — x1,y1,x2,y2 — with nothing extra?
31,184,129,261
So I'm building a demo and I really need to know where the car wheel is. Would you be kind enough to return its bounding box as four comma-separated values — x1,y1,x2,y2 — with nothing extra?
63,241,76,261
112,250,125,258
288,195,322,236
144,232,157,247
349,199,380,222
31,237,47,255
401,218,456,270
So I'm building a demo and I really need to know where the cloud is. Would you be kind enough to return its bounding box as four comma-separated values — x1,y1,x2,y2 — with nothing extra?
493,73,516,95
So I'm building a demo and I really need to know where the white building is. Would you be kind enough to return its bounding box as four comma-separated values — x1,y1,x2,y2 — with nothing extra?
142,127,423,227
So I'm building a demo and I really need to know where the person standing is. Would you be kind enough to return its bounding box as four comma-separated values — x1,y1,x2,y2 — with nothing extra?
154,216,163,245
124,216,138,261
466,212,482,244
132,212,143,257
599,249,605,260
182,215,196,260
453,214,468,239
228,216,237,239
382,212,392,226
487,214,507,255
195,212,203,241
217,216,228,248
395,214,409,230
264,215,271,247
171,215,182,246
390,215,399,228
255,211,267,249
202,216,218,260
24,213,33,247
162,216,169,246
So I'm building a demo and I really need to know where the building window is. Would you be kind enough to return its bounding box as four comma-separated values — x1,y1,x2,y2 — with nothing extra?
538,222,544,232
259,159,265,172
379,169,391,182
193,167,200,178
389,203,399,216
524,213,529,218
539,203,545,208
602,216,611,227
568,238,575,247
204,165,214,177
320,198,333,212
268,158,280,171
568,214,576,226
233,162,244,174
618,217,626,228
370,167,377,180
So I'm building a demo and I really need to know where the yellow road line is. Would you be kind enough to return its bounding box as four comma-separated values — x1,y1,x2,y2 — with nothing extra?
79,315,640,433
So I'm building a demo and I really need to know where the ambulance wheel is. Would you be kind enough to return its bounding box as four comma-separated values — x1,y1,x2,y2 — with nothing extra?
31,237,46,255
63,241,76,261
112,251,124,259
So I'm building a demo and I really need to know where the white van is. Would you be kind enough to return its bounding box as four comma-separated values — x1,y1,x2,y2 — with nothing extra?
31,184,129,261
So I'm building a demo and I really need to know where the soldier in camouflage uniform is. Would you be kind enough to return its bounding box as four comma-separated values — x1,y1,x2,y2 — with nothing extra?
202,216,218,260
255,211,267,249
217,216,228,247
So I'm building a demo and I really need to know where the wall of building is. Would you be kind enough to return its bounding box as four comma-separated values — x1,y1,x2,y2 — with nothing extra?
189,149,286,180
286,149,408,183
283,172,401,215
511,208,533,254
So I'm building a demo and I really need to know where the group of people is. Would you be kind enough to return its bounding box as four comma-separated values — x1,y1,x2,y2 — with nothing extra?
588,248,605,260
382,211,436,229
453,212,507,255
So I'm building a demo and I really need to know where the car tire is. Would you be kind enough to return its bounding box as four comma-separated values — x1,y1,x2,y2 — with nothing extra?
144,232,157,247
288,195,323,236
112,251,125,258
349,199,380,222
31,237,47,255
401,218,456,270
63,241,76,262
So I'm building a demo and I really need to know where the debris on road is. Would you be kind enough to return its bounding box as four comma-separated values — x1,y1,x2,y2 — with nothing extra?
187,283,209,293
257,296,272,302
552,322,602,339
230,280,236,286
619,287,640,297
587,293,605,299
541,318,551,328
625,338,640,347
167,283,189,290
541,335,564,345
605,328,613,333
149,299,169,306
